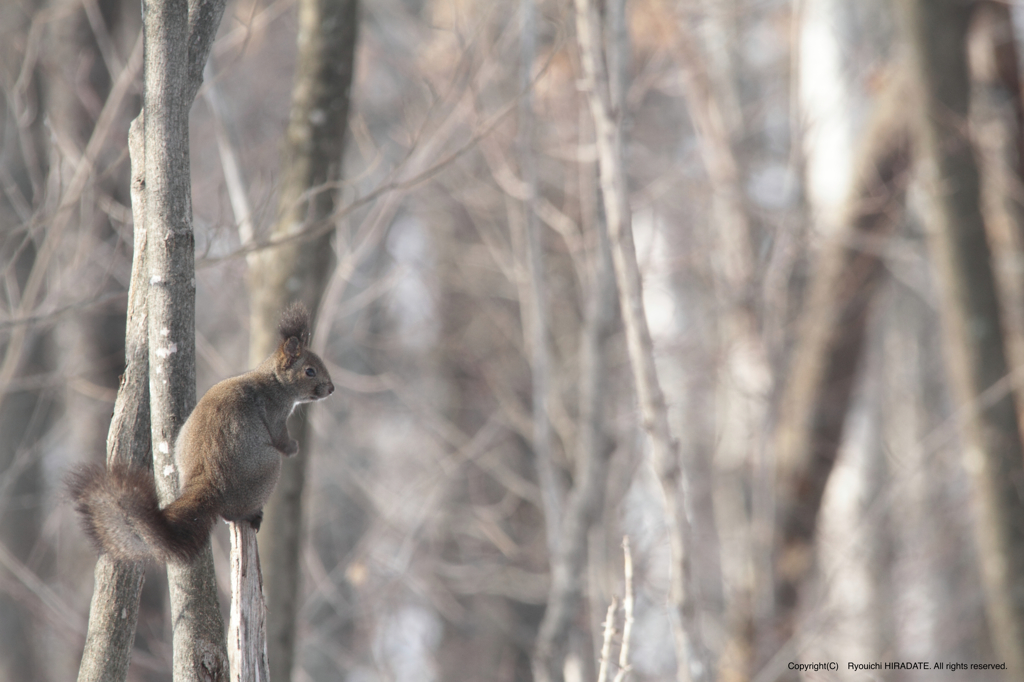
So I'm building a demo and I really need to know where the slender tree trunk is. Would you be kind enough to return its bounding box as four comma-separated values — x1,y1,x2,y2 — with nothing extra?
517,0,562,565
76,0,227,679
968,1,1024,382
903,1,1024,677
532,172,618,682
861,338,898,667
143,0,229,677
247,0,358,679
76,118,151,682
45,3,144,677
673,3,747,650
573,1,710,679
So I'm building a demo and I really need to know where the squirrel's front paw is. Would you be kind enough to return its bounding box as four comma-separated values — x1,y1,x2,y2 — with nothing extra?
282,438,299,456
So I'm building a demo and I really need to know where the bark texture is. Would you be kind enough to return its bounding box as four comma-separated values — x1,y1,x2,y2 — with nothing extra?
79,0,225,677
76,117,151,682
228,522,270,681
246,0,359,679
103,0,226,680
904,1,1024,677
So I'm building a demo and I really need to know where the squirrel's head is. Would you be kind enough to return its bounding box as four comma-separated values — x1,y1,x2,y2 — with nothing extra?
275,303,335,403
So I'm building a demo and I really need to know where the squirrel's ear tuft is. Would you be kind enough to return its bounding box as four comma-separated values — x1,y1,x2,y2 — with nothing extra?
278,302,311,345
282,336,302,361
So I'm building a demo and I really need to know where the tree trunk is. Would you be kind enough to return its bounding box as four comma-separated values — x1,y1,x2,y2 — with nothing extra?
78,0,228,680
532,165,618,682
968,1,1024,386
228,522,270,681
517,0,562,568
903,0,1024,677
573,0,710,679
76,117,151,682
246,0,359,679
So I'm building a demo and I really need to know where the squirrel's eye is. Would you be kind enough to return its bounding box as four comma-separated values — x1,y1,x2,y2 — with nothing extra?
305,367,316,378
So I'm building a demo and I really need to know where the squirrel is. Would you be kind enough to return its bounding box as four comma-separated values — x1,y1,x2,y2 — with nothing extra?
68,302,334,563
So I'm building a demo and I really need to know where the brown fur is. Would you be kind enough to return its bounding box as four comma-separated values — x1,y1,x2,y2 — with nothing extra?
68,304,334,562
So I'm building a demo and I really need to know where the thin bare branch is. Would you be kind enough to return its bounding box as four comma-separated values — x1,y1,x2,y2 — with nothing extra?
517,0,562,559
202,60,256,256
613,537,634,682
597,599,618,682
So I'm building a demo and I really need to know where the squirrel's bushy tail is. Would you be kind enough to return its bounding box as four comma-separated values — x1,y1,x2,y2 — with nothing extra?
68,464,217,562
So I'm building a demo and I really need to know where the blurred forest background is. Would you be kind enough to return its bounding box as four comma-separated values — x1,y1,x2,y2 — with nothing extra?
4,0,1024,680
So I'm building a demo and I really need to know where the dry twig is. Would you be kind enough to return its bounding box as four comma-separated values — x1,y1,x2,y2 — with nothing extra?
597,598,618,682
613,537,635,682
